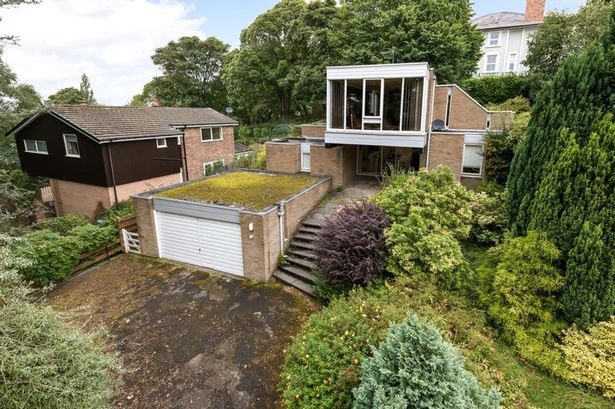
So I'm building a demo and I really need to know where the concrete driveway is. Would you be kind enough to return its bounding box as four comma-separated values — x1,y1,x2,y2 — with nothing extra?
46,255,316,409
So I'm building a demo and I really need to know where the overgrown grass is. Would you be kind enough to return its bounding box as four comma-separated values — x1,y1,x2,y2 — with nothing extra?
158,171,318,210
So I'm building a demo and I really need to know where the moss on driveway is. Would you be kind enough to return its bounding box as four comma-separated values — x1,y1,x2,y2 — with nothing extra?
45,255,317,409
158,171,318,210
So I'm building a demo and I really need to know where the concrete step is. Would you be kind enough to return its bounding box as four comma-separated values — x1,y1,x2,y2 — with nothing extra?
287,248,317,260
294,233,316,242
299,226,321,235
291,241,314,251
286,256,316,271
280,265,319,284
273,270,315,296
302,219,324,229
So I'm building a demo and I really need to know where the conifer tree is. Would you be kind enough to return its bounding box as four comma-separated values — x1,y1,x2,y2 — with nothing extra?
507,6,615,234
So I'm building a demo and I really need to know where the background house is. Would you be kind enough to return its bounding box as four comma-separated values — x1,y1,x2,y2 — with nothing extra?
7,106,237,219
473,0,546,76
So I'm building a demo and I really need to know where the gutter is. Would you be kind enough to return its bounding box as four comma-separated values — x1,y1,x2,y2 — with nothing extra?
276,202,286,256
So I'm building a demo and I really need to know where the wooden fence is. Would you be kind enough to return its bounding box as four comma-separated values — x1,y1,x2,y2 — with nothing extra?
40,186,54,203
69,214,139,275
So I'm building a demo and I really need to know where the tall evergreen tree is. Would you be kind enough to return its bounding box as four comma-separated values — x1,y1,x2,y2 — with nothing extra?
507,5,615,235
79,73,95,104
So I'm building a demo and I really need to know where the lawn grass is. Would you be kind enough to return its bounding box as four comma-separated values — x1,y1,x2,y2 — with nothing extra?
157,171,318,210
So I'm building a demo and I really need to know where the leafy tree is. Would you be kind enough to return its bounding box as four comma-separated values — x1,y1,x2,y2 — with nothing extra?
79,73,95,104
0,0,41,45
47,87,83,105
483,112,530,185
334,0,483,83
525,0,612,81
222,0,338,122
140,36,230,111
352,314,500,409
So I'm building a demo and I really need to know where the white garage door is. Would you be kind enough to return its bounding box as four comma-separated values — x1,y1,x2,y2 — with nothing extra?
155,211,244,277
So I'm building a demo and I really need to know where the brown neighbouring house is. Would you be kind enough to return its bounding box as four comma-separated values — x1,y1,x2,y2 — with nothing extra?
266,62,514,187
6,106,237,219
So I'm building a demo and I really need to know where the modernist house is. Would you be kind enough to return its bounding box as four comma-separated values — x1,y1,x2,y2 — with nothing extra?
7,106,237,219
473,0,545,76
266,62,514,187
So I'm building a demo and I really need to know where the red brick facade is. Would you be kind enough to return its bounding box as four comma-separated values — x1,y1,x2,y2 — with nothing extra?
183,126,236,180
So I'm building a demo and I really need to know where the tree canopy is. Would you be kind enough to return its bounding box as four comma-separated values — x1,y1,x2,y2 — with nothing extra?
47,74,96,106
134,36,230,110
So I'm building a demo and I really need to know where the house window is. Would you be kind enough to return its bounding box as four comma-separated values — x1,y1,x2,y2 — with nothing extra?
401,78,423,131
485,54,498,73
301,143,311,172
507,53,518,72
346,79,363,130
365,79,381,117
156,138,167,148
462,144,483,176
330,79,345,129
63,134,80,157
24,139,48,154
203,159,225,176
488,32,501,47
201,127,222,142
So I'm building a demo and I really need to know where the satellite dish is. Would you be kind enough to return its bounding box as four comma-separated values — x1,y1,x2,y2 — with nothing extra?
432,119,445,131
225,106,234,114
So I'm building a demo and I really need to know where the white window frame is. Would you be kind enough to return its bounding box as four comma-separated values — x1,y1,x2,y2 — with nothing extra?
23,139,48,154
63,134,80,158
300,143,311,172
177,136,182,145
200,127,223,142
203,159,225,176
487,31,501,47
156,138,167,148
485,54,499,73
461,144,484,178
507,53,518,72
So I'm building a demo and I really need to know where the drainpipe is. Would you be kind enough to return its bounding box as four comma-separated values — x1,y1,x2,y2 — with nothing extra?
106,142,119,209
180,126,189,180
277,202,286,256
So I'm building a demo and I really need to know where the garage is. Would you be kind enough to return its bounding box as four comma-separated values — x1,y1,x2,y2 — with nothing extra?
153,198,244,277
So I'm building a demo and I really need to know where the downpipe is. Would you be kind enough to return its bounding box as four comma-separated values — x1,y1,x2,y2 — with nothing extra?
277,202,286,256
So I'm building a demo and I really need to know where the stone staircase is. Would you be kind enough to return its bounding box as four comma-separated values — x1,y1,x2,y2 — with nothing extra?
273,218,324,296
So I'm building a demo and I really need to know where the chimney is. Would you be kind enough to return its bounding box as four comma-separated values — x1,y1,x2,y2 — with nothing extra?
150,98,160,107
525,0,546,22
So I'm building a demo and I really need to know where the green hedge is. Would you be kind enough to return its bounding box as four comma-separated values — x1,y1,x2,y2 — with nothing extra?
39,213,90,235
69,224,117,253
460,75,529,106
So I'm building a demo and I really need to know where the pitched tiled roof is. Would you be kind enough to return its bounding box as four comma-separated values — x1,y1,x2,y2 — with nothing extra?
48,106,237,141
473,12,541,30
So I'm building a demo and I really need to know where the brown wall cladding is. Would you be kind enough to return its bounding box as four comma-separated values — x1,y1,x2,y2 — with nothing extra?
265,142,301,174
427,133,464,181
184,126,236,180
301,124,326,138
16,114,109,186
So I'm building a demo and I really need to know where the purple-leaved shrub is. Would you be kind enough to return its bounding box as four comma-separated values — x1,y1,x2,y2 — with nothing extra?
313,201,390,287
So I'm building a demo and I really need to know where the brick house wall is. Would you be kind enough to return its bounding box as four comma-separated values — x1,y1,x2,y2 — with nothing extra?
301,124,326,138
427,133,464,181
266,142,301,173
183,126,235,180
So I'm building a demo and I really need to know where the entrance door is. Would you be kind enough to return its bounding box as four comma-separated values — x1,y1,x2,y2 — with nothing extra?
357,145,382,176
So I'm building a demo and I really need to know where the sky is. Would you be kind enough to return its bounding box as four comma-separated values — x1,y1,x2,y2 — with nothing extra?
0,0,586,106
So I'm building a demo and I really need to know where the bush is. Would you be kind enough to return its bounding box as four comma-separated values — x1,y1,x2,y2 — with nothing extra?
69,224,117,253
233,145,267,170
313,201,389,287
102,201,134,225
486,96,531,113
280,281,415,409
488,231,567,374
39,213,90,235
460,75,529,106
374,167,472,238
484,112,530,185
560,316,615,398
385,214,466,285
0,300,120,408
13,229,80,285
352,314,500,409
469,189,507,246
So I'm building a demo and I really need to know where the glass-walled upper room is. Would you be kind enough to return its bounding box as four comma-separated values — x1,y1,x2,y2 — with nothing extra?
328,77,424,132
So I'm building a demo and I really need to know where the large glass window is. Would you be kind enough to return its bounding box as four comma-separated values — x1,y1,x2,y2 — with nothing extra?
364,80,381,117
330,80,345,129
346,79,363,130
402,78,423,131
383,78,402,131
462,144,483,175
